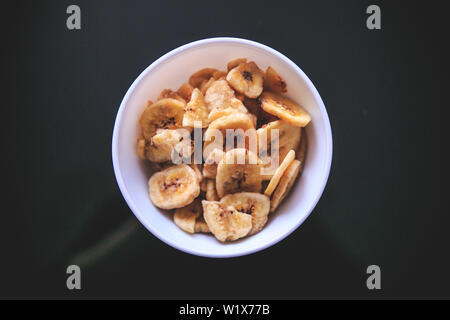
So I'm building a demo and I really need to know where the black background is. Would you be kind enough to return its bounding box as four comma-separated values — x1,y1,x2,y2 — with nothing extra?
1,0,449,299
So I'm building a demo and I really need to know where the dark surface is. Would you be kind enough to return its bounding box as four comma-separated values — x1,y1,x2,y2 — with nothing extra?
1,0,449,299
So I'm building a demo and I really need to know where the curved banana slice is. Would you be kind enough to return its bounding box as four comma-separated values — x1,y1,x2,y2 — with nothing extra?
189,68,219,88
220,192,270,235
202,200,252,242
204,113,256,154
264,66,287,93
139,98,185,140
257,120,301,179
183,88,210,128
147,128,192,163
270,159,301,212
148,164,200,210
260,92,311,127
226,61,264,98
204,80,236,112
206,179,219,201
202,148,224,179
207,97,249,123
216,148,262,198
208,107,247,124
174,199,211,233
227,58,247,71
264,149,295,197
205,112,255,137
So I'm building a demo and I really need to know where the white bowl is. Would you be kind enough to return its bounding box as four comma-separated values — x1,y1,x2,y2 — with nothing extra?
112,37,333,258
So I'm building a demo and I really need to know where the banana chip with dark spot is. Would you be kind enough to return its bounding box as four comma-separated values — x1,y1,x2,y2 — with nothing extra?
264,66,287,93
260,92,311,127
226,61,264,98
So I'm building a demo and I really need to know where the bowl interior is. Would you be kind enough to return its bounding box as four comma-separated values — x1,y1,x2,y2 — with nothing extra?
113,39,332,257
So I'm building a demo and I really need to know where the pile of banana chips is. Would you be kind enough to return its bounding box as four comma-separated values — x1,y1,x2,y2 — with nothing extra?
137,58,310,242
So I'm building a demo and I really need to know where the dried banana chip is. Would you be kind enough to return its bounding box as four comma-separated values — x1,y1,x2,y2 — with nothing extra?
158,88,186,104
216,148,262,198
148,164,200,210
257,120,301,179
220,192,270,235
177,82,194,102
204,113,256,153
136,138,148,160
264,149,295,197
202,200,252,242
204,80,236,111
199,77,216,96
183,88,209,128
270,159,301,212
147,128,192,163
227,58,247,71
260,92,311,127
208,107,248,124
189,68,219,88
174,199,211,234
226,61,264,98
264,66,287,93
212,70,227,80
139,98,185,140
174,199,201,233
207,97,251,124
194,217,210,233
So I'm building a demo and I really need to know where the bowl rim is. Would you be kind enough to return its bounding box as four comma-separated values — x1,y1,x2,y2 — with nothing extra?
112,37,333,258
